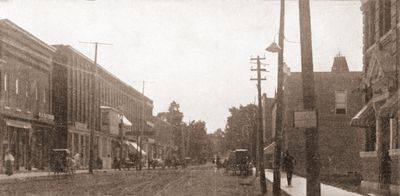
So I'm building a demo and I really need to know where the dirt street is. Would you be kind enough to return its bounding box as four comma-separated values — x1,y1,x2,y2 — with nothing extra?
0,165,280,196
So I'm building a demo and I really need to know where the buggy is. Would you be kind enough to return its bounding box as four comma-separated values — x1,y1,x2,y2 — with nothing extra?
226,149,251,176
50,149,75,175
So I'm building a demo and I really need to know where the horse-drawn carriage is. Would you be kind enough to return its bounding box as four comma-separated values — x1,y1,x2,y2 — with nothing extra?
50,149,75,175
225,149,251,176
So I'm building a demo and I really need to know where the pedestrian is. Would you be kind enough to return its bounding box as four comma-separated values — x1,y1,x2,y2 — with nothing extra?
283,150,296,186
74,153,81,169
4,149,14,176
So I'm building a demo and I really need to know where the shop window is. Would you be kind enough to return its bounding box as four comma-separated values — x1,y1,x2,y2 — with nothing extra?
335,90,347,114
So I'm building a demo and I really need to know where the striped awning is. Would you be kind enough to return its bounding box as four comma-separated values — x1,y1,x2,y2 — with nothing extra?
350,101,375,127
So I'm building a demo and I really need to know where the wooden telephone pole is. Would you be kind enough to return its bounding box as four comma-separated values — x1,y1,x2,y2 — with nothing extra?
80,41,112,174
299,0,321,195
251,55,267,195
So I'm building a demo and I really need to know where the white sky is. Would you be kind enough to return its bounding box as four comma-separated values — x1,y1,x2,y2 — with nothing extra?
0,0,363,133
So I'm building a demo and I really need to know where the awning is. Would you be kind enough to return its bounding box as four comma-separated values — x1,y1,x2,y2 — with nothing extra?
263,142,276,154
379,93,398,118
124,141,146,155
6,119,31,129
350,101,375,127
122,116,132,126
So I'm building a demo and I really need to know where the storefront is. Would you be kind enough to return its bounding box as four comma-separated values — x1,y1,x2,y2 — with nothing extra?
1,115,54,171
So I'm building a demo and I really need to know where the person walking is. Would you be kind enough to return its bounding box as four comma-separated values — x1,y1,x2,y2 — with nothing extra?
4,149,14,176
283,150,296,186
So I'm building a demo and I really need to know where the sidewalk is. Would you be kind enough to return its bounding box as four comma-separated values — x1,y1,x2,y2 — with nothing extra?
265,169,362,196
0,169,113,183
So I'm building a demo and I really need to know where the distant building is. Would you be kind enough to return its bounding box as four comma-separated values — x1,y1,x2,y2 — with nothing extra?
272,55,364,176
52,45,154,169
351,1,400,193
0,19,56,171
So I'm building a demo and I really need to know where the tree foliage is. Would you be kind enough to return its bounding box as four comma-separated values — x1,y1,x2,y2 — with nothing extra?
186,120,209,163
223,104,257,152
157,101,184,156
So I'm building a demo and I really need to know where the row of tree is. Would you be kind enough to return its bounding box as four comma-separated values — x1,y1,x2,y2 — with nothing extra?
157,101,213,163
209,104,258,160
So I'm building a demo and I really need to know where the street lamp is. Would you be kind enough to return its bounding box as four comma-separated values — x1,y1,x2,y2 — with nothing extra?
266,41,281,53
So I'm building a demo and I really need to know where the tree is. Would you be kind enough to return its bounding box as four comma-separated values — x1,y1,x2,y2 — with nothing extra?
223,104,257,158
187,120,209,163
157,101,185,158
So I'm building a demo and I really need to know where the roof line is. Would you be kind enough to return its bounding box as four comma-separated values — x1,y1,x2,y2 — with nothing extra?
0,19,56,53
53,44,153,103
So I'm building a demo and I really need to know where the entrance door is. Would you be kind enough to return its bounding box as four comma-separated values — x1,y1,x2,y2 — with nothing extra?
8,127,28,171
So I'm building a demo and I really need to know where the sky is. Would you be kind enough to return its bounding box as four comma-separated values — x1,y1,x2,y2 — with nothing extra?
0,0,363,133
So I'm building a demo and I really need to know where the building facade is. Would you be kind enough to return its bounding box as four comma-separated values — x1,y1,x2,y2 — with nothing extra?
281,55,364,177
0,19,55,171
52,45,154,169
351,0,400,193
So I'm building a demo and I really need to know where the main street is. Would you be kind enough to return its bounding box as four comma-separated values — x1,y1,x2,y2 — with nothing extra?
0,165,272,196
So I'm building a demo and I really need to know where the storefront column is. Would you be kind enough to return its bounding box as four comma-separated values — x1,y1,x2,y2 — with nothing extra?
376,115,391,188
27,128,33,170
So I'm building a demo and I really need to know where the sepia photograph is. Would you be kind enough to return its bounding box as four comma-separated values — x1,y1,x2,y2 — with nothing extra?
0,0,397,195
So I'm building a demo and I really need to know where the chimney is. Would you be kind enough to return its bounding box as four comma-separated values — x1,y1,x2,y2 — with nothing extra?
331,52,349,73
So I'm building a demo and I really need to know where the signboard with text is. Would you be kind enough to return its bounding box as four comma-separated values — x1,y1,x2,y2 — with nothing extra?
294,110,317,128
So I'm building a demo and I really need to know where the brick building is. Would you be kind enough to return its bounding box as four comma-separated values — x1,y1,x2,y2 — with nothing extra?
350,0,400,193
52,45,154,169
0,19,56,171
280,55,364,176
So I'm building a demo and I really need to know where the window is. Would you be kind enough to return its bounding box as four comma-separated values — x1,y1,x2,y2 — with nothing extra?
369,0,376,45
15,78,19,94
379,0,391,36
390,118,398,149
4,73,8,92
335,90,347,114
35,82,38,101
25,82,29,97
43,88,46,103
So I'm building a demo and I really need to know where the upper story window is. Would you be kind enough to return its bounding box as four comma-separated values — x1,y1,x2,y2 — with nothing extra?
4,74,8,92
379,0,391,37
15,78,19,95
335,90,347,114
34,82,38,101
25,82,29,97
368,0,376,46
43,88,46,103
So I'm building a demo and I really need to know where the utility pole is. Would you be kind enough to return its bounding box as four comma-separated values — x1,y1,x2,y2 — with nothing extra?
80,41,112,174
251,55,267,195
139,81,145,170
132,80,154,170
299,0,321,195
273,0,285,195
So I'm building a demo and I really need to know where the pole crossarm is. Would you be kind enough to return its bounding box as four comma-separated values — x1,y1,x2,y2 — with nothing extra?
249,55,267,194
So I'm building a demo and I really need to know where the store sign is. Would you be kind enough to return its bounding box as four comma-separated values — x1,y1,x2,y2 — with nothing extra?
74,122,88,131
38,112,54,121
294,110,317,128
